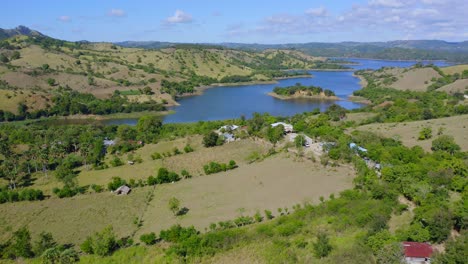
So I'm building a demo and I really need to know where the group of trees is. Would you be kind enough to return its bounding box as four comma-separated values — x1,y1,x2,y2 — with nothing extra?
273,83,335,97
203,160,237,175
0,227,79,262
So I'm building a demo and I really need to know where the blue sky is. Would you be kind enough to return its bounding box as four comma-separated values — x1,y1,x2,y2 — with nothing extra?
1,0,467,43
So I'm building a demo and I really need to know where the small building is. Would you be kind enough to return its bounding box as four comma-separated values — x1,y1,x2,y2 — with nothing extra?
114,185,131,195
222,133,235,142
403,242,433,264
349,142,368,153
271,122,294,133
103,139,116,147
219,125,239,132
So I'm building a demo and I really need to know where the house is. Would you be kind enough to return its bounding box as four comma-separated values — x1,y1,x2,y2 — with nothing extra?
271,122,294,133
219,125,239,132
403,242,433,264
349,142,368,153
222,133,235,142
103,139,116,147
114,185,131,195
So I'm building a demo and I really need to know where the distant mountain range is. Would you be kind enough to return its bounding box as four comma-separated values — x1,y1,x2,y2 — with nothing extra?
2,26,468,62
0,25,44,40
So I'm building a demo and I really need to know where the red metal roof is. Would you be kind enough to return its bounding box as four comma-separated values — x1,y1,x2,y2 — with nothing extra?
403,242,433,258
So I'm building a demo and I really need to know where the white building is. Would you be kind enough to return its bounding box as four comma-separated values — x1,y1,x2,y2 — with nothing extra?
271,122,293,133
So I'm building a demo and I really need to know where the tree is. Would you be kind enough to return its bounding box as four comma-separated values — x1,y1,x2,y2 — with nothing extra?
267,125,284,145
33,231,57,256
294,135,306,148
375,242,405,264
432,231,467,264
203,132,220,147
168,197,181,216
431,135,460,155
3,227,33,259
136,115,162,142
313,232,332,258
80,226,117,256
47,78,57,86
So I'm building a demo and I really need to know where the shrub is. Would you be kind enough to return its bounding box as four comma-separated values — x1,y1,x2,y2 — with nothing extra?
184,144,194,153
109,156,124,167
151,152,162,160
418,127,432,140
140,232,157,245
181,169,191,179
264,210,274,220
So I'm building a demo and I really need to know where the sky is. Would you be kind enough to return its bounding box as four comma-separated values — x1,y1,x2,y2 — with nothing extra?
1,0,467,43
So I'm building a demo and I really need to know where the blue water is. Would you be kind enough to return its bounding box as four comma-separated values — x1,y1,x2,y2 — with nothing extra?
103,58,451,125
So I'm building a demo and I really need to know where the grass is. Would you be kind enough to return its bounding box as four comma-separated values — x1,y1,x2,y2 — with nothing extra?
352,114,468,151
441,64,468,75
119,89,142,96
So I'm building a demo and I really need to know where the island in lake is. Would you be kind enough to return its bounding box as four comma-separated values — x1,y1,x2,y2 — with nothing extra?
268,83,339,100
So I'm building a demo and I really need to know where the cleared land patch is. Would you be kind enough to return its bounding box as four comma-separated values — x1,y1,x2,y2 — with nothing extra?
438,78,468,94
0,154,354,247
353,114,468,151
390,67,441,91
137,154,355,238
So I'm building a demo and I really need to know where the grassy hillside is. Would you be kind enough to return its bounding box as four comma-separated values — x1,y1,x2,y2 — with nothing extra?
352,114,468,152
355,64,468,95
0,35,346,116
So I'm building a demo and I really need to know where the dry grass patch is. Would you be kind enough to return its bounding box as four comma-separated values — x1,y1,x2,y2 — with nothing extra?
438,79,468,94
137,154,355,238
441,64,468,75
390,67,441,91
353,114,468,151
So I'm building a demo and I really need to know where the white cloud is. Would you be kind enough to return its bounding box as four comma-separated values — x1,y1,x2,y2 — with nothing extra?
108,9,126,17
58,16,71,22
305,7,328,17
226,0,468,41
369,0,404,8
166,10,193,24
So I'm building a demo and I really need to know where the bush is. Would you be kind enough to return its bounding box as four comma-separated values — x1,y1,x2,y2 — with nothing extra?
140,232,157,245
109,156,124,167
181,169,191,179
203,161,237,175
431,135,461,154
184,144,194,153
418,127,433,140
264,210,274,220
151,152,162,160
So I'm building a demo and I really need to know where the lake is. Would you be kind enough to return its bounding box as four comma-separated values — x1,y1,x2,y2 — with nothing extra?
104,59,451,125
